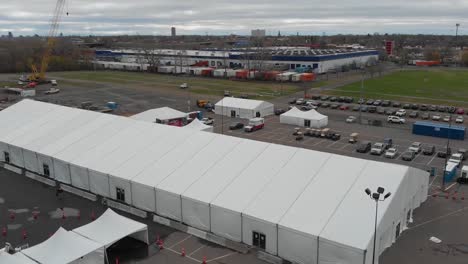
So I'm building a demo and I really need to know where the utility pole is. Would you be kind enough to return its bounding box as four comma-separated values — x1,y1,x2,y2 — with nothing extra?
359,69,365,125
442,113,452,191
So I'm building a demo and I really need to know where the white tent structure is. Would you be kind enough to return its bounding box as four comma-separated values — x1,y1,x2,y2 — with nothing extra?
280,107,328,128
22,227,105,264
0,251,36,264
184,118,213,132
73,209,149,246
0,100,430,264
214,97,274,119
131,107,187,125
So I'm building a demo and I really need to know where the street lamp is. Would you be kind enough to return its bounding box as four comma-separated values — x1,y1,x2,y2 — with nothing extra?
365,187,391,264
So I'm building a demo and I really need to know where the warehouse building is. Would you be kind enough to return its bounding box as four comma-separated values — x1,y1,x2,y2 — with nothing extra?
0,100,429,264
214,97,274,119
94,47,379,74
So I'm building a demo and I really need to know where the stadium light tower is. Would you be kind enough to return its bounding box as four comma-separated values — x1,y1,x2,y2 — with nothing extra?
365,187,391,264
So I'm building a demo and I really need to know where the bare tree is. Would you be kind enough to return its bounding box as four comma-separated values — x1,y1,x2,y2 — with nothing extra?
141,48,162,73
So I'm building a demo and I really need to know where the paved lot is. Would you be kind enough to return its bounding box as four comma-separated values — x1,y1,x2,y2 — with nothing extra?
1,73,468,263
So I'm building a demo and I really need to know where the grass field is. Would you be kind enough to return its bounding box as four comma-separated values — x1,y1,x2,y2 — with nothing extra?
52,71,322,100
324,69,468,107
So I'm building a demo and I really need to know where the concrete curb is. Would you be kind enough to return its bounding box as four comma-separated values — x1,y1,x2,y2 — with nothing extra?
60,183,97,201
25,171,56,187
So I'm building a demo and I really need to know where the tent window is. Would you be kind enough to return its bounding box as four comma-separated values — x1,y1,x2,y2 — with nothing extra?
4,152,10,163
252,231,266,250
304,120,311,127
116,187,125,202
256,112,261,117
43,164,50,177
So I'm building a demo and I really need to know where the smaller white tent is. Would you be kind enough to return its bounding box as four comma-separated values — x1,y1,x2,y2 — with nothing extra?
184,118,213,132
22,227,105,264
131,107,187,124
214,97,274,119
280,107,328,128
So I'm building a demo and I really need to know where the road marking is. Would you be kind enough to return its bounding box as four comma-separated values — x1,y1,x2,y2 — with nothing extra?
165,247,200,263
445,182,458,191
189,245,206,257
313,139,325,146
410,206,468,230
159,97,177,102
429,174,439,188
206,252,237,263
426,154,437,166
168,234,192,249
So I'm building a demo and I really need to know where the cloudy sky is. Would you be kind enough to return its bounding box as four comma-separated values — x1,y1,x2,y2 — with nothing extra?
1,0,467,36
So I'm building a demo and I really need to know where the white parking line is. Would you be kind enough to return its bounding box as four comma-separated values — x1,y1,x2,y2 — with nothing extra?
426,154,437,166
313,139,326,146
168,234,192,249
206,252,237,263
165,247,200,263
326,140,340,148
189,245,206,257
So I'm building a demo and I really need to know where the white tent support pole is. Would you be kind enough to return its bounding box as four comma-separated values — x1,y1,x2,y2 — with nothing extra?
316,236,320,264
363,249,367,264
180,194,183,223
209,205,212,232
87,168,91,191
153,187,158,213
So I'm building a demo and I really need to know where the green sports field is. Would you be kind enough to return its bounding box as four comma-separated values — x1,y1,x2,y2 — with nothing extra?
325,69,468,107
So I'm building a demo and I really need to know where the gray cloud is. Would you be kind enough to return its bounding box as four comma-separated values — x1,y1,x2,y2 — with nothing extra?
1,0,467,36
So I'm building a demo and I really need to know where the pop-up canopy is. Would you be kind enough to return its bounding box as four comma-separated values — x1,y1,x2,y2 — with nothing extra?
280,107,328,128
73,208,149,247
22,227,104,264
184,118,213,132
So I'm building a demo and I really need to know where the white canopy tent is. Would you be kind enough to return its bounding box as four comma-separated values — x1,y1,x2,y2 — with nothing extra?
184,118,213,132
214,97,274,119
280,107,328,128
131,107,187,123
22,227,105,264
0,100,430,264
73,209,149,246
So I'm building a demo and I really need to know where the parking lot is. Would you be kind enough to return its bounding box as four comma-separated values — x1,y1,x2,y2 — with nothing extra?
1,73,468,263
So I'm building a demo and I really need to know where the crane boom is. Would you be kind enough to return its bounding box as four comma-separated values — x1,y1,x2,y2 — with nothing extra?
29,0,66,82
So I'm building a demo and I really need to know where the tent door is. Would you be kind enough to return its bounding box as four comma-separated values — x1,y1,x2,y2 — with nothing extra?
395,222,401,239
4,151,10,163
252,231,266,250
43,164,50,177
304,120,311,127
116,187,126,202
256,112,261,117
231,110,236,117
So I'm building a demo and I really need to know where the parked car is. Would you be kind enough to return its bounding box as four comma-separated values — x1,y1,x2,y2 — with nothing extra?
385,109,396,115
422,145,435,155
346,116,357,123
432,114,441,121
396,109,406,117
421,113,430,120
330,104,340,109
402,103,411,109
331,133,341,141
448,106,456,114
456,108,465,115
321,103,330,108
411,104,419,110
371,142,386,155
244,118,265,132
384,138,394,149
357,98,366,104
289,98,297,104
387,116,405,124
392,101,401,107
382,100,391,107
368,106,377,113
352,105,360,111
429,105,437,111
301,105,316,111
320,95,329,101
337,96,345,102
437,106,447,112
456,115,464,123
409,142,422,153
420,104,428,111
311,95,321,100
356,141,372,153
366,99,374,105
360,106,368,112
449,153,464,167
329,96,338,102
296,98,305,105
51,79,58,86
344,97,354,103
443,115,451,122
373,100,382,106
437,147,452,158
377,108,385,114
229,122,244,130
385,148,398,159
201,117,214,125
409,111,419,118
401,151,416,161
339,105,349,111
274,109,286,115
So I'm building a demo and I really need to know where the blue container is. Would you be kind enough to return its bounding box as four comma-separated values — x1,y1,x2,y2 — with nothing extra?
107,102,118,110
412,121,465,140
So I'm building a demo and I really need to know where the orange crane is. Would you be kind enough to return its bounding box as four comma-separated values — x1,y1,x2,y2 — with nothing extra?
28,0,67,83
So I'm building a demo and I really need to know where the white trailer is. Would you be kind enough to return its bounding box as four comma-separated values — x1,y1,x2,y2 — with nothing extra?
181,140,268,231
210,144,297,242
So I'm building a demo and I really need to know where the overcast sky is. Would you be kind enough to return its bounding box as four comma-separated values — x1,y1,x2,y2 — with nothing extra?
1,0,467,36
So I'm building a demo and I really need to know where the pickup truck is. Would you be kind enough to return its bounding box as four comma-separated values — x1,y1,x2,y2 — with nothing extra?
371,143,386,155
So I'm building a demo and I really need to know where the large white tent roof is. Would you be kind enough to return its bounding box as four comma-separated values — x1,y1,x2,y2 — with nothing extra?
0,251,36,264
22,227,103,264
131,107,187,122
215,97,272,110
73,209,148,246
281,107,327,120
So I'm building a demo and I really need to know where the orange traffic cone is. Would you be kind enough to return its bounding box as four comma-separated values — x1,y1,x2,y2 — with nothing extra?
159,240,164,250
202,256,207,264
181,247,186,257
9,212,15,220
22,230,27,240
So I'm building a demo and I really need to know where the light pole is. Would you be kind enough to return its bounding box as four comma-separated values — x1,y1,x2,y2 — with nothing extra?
442,113,452,191
365,187,391,264
359,69,365,125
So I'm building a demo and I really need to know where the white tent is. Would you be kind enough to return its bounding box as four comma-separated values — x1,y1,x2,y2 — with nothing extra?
184,118,213,132
214,97,274,119
73,209,149,246
22,227,104,264
0,100,430,264
0,251,36,264
280,107,328,128
131,107,187,123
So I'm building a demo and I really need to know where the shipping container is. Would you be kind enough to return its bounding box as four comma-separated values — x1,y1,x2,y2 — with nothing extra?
300,73,315,82
412,121,465,140
201,68,214,77
263,71,280,81
235,70,248,79
276,72,296,81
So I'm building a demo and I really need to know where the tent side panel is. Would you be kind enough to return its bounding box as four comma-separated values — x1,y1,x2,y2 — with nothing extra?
242,215,278,255
23,149,39,173
52,158,71,184
131,182,156,212
0,142,8,162
278,226,318,264
109,176,132,204
210,205,242,242
318,238,365,264
70,164,90,190
181,197,210,231
239,108,253,119
8,145,24,167
260,104,274,117
89,170,110,197
156,189,182,221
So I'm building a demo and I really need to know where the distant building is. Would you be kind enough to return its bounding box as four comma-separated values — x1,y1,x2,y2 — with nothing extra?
171,27,176,37
251,29,266,37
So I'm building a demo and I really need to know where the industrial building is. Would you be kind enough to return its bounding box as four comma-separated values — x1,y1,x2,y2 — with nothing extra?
0,100,429,264
94,47,379,74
